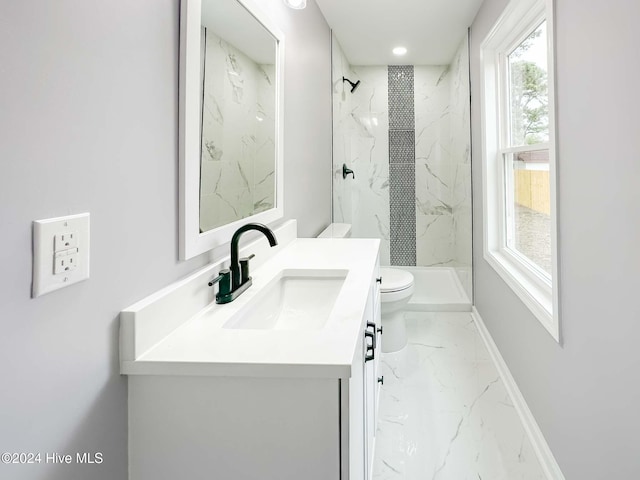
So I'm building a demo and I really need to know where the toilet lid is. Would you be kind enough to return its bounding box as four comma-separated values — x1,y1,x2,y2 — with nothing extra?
379,268,414,293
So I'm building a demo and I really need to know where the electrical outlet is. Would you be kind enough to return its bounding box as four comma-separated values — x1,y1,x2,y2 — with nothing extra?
33,213,90,297
55,232,78,252
66,249,79,272
53,248,79,275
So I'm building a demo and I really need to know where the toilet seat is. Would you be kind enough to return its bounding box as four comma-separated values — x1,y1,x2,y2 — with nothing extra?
380,268,414,293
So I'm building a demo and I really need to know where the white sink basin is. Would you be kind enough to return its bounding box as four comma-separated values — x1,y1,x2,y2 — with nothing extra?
223,269,348,331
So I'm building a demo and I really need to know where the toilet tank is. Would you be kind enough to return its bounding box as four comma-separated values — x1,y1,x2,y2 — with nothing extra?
317,223,352,238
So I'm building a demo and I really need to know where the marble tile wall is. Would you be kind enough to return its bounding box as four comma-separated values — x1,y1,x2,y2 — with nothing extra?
414,66,454,267
331,34,471,283
199,28,275,232
449,35,473,299
253,64,276,214
332,36,390,264
331,35,353,227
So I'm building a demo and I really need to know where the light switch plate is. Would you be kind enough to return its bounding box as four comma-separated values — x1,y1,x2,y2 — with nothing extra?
32,213,90,297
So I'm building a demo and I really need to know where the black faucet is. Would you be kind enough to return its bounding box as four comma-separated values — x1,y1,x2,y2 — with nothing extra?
209,223,278,304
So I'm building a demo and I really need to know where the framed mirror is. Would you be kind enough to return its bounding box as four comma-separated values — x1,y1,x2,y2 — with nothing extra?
179,0,284,259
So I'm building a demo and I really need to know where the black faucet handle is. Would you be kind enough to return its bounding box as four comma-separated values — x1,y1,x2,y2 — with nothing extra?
239,255,256,284
208,269,231,296
342,163,355,179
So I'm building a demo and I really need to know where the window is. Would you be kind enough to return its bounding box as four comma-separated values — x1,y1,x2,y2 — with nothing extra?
504,21,551,276
481,0,559,341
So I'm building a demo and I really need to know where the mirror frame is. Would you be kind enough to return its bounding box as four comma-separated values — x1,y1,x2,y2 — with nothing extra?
179,0,285,260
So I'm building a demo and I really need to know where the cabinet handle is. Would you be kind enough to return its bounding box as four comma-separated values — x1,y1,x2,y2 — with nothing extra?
376,277,382,284
364,331,375,362
377,326,383,335
378,376,384,385
366,322,377,350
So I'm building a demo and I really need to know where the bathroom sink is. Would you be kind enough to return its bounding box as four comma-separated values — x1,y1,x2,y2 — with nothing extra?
223,269,348,331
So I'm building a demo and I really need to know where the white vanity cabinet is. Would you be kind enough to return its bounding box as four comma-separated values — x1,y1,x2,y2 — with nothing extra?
126,250,382,480
344,267,382,480
364,264,382,478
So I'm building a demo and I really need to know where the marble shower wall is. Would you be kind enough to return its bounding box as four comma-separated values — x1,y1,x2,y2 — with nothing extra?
332,36,390,264
414,37,473,299
414,65,453,267
331,35,353,227
199,28,275,232
449,35,473,299
331,34,471,289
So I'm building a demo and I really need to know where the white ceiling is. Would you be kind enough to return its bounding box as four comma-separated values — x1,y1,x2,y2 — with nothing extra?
315,0,484,66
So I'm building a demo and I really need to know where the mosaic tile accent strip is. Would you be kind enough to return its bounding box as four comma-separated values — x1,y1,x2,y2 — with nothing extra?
389,130,415,164
388,65,416,266
388,66,415,130
389,164,416,265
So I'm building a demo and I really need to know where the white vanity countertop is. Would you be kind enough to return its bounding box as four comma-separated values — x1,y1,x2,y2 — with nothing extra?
121,238,380,379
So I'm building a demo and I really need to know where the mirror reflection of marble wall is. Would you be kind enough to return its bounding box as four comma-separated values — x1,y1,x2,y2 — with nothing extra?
199,11,276,233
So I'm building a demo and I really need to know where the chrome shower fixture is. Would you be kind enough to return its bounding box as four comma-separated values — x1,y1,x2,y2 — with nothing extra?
342,77,361,93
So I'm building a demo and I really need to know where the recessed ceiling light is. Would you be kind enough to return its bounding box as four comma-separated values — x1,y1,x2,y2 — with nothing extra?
393,46,408,56
283,0,306,9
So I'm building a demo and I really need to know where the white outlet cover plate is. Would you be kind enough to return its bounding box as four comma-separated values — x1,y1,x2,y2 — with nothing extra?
33,213,90,297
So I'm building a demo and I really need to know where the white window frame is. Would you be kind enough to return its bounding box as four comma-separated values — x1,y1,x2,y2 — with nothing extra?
480,0,560,342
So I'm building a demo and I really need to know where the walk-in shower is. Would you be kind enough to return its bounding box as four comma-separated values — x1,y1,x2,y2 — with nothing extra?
331,33,473,308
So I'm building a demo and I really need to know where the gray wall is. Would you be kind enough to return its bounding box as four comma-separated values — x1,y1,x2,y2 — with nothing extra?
470,0,640,478
0,1,330,479
262,0,333,237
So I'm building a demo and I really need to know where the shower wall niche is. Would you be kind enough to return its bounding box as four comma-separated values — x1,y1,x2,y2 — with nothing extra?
332,34,473,299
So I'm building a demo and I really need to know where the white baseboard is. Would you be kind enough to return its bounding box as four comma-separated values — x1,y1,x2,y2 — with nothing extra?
471,307,565,480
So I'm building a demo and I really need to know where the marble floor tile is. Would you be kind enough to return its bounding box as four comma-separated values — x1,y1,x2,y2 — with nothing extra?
373,312,546,480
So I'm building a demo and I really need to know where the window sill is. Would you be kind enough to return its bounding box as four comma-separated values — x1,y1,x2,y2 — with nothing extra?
484,248,559,342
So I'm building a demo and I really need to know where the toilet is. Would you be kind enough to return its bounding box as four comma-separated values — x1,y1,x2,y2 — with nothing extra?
379,267,414,353
317,223,415,353
316,222,352,238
